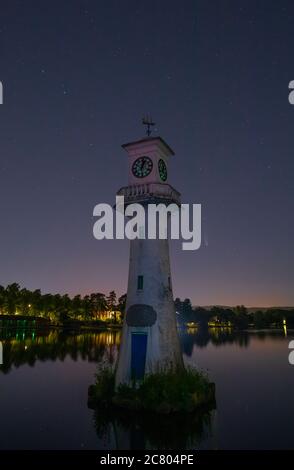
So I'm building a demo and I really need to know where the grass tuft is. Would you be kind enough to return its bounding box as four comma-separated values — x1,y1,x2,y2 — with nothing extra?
88,366,215,414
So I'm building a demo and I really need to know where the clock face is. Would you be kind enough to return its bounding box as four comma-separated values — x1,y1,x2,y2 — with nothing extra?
132,156,153,178
158,159,167,181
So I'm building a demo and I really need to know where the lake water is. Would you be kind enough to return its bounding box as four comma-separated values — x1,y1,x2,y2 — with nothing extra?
0,327,293,449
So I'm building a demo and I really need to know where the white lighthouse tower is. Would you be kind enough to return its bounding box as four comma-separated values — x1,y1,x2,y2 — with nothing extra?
115,120,184,385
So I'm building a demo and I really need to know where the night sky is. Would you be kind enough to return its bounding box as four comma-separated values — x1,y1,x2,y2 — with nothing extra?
0,0,294,306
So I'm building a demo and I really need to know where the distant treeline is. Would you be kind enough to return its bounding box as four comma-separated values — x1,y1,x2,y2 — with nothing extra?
0,283,126,323
0,284,293,329
175,298,294,329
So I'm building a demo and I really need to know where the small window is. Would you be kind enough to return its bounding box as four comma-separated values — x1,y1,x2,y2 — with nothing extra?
137,275,144,290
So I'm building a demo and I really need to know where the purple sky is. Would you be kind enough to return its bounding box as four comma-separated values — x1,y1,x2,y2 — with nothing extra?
0,0,294,306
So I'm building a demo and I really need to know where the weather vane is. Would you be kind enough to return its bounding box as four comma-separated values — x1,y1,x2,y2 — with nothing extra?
142,115,156,137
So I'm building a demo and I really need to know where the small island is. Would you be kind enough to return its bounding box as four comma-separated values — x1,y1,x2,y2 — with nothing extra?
88,366,215,414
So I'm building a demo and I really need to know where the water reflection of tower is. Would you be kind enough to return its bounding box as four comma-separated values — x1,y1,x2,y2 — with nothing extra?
93,407,217,450
115,124,183,385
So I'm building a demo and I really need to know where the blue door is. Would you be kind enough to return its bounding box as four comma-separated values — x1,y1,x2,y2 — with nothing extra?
131,333,147,380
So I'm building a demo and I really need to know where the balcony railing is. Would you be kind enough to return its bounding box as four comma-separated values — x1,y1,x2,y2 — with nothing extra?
117,182,181,205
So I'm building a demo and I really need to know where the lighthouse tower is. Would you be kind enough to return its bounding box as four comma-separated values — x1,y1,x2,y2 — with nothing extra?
115,121,183,386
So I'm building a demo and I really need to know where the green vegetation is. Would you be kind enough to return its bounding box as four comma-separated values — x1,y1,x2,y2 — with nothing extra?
175,298,294,329
0,283,126,324
0,283,293,330
88,367,215,414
